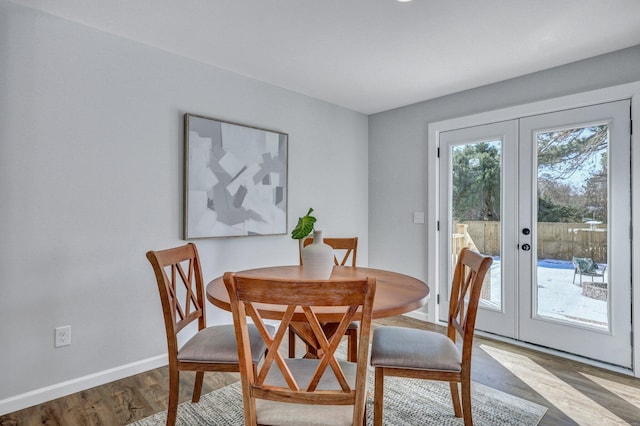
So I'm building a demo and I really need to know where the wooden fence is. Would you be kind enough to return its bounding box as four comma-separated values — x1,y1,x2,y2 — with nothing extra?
455,221,607,263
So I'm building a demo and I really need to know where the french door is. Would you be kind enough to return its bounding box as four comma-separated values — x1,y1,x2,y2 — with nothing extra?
438,100,632,367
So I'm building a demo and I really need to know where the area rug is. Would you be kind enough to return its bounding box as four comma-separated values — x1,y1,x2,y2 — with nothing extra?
130,374,547,426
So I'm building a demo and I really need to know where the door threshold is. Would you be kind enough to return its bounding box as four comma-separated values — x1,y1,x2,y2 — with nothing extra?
475,329,635,376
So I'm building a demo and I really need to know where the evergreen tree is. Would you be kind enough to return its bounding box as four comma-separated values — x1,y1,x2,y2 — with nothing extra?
452,141,500,221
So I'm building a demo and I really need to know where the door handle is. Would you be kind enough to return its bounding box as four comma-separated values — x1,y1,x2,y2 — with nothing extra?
521,243,531,251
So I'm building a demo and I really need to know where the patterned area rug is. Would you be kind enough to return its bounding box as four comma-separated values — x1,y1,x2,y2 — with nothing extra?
130,374,547,425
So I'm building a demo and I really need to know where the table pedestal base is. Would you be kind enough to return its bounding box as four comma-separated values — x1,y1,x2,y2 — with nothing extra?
289,322,357,361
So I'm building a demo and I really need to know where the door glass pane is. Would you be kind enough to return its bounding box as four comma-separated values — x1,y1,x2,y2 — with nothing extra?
451,140,501,310
536,125,608,329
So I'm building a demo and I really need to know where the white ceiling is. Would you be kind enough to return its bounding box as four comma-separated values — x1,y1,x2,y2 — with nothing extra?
11,0,640,114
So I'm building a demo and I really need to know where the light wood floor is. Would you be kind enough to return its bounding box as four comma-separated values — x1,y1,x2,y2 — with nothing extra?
2,316,640,425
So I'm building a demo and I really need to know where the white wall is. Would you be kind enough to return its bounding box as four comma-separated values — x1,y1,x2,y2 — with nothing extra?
369,46,640,317
0,1,368,411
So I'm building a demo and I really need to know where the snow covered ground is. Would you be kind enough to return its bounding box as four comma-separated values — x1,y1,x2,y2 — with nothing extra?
487,259,608,328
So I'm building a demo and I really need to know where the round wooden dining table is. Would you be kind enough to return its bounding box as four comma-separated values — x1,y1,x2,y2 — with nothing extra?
206,265,429,322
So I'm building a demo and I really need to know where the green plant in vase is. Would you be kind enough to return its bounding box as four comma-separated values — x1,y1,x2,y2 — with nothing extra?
291,208,333,278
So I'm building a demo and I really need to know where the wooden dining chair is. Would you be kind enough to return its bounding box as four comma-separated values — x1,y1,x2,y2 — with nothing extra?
370,247,493,426
291,237,359,361
146,243,272,426
224,272,376,426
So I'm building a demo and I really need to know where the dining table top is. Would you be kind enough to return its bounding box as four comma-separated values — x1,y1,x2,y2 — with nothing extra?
206,265,429,322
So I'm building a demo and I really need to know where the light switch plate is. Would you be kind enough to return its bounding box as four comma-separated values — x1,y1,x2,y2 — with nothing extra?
413,211,425,224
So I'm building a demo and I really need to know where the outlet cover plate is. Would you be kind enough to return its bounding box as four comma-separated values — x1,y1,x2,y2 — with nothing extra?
55,325,71,347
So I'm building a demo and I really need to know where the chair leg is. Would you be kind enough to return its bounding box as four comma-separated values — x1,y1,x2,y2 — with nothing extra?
461,377,473,426
374,367,384,426
449,381,462,418
166,368,180,426
192,371,204,402
347,328,358,362
288,327,296,358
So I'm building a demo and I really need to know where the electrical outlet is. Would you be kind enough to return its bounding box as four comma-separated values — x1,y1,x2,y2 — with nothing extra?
55,325,71,347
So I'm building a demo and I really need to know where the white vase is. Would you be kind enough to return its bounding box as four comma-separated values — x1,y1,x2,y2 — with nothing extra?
301,230,334,279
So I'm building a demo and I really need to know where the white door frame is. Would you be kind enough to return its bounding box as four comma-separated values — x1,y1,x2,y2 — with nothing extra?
427,81,640,376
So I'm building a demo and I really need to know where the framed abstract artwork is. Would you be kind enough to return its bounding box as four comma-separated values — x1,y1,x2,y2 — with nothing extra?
183,113,288,238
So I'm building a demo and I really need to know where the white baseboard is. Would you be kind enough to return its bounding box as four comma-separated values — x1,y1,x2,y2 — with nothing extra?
0,354,167,416
402,310,429,322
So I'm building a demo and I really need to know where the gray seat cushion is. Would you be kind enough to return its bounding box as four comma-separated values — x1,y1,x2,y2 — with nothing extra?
177,323,273,364
256,359,359,426
370,326,461,372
